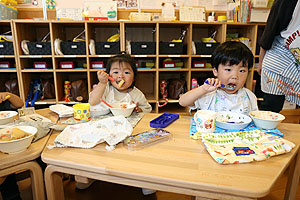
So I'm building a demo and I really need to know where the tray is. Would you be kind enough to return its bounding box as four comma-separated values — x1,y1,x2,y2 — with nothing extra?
150,112,179,128
124,129,172,150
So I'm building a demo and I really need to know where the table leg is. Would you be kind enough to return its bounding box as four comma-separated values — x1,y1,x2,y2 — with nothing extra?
0,161,45,200
285,149,300,200
45,165,64,200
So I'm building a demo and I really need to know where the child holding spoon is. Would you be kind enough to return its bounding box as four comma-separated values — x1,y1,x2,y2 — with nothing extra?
89,53,152,113
179,41,258,115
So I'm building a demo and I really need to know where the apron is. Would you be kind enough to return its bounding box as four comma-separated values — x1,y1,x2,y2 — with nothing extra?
105,86,132,104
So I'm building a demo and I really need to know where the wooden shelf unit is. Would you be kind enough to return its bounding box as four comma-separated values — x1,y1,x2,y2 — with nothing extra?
1,20,268,113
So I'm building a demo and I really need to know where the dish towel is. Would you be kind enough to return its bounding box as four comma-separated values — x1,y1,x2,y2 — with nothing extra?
190,118,284,139
201,129,295,164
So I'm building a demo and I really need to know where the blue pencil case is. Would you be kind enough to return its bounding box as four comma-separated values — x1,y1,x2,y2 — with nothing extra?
150,112,179,128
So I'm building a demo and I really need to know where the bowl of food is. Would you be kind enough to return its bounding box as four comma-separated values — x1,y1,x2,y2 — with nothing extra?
0,111,18,125
249,110,285,129
110,103,136,117
216,111,252,130
0,126,37,154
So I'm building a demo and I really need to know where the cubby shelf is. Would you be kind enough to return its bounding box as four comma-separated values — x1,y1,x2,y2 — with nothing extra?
0,20,268,113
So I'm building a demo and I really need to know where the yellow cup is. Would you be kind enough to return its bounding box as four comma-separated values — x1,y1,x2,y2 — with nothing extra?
73,103,90,122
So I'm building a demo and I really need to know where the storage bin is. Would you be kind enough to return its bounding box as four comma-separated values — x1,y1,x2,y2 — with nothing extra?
60,42,86,55
131,42,156,55
159,42,184,55
95,42,119,55
27,42,52,55
195,42,220,55
0,42,14,55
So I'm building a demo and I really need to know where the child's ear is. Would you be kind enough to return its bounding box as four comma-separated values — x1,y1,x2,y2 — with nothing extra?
213,68,218,77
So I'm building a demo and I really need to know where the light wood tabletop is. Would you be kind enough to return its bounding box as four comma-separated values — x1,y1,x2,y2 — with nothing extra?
0,108,59,200
42,113,300,200
0,108,58,170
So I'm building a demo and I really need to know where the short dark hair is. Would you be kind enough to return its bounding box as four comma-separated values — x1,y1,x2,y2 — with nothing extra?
106,52,137,88
212,41,253,70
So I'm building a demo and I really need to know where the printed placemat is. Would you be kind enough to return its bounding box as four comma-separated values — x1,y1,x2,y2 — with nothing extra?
201,129,295,164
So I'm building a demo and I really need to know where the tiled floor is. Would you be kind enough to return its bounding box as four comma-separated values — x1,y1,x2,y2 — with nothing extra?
4,170,300,200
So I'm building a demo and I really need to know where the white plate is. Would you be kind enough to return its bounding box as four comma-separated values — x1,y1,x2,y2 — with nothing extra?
216,111,252,130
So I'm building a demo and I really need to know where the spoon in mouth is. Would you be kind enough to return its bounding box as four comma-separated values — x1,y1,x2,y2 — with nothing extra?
204,80,236,90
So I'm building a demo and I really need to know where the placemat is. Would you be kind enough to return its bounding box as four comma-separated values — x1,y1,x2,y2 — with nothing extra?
190,118,284,140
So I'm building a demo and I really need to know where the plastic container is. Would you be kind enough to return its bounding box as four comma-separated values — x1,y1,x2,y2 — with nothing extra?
0,42,14,55
131,42,156,55
27,42,52,55
150,112,179,128
195,42,219,55
95,42,120,55
60,42,86,55
124,129,172,150
159,42,184,55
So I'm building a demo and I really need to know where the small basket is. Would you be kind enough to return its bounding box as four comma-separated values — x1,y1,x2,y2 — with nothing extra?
95,42,120,55
159,42,184,55
0,42,14,55
60,42,86,55
27,42,52,55
195,42,219,55
131,42,156,55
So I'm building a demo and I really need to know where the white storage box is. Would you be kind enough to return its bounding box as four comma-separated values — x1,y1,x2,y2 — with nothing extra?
250,8,270,22
252,0,268,8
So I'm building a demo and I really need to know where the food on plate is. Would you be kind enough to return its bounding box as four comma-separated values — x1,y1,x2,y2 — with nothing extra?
216,114,244,124
0,127,30,141
120,104,127,109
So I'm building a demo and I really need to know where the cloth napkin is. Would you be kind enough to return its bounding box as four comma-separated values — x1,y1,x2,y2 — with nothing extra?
201,129,295,164
53,115,132,148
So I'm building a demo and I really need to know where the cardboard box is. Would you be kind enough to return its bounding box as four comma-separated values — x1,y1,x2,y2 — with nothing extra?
249,9,270,22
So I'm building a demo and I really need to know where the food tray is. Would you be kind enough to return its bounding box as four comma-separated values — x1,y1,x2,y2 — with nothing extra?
124,129,172,150
150,112,179,128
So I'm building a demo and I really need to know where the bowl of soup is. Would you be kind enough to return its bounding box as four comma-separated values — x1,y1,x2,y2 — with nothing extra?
0,111,18,125
109,103,136,117
0,126,37,154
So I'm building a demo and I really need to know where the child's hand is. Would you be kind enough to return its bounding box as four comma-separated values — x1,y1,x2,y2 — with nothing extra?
131,101,142,112
0,92,10,103
203,78,222,92
97,71,109,85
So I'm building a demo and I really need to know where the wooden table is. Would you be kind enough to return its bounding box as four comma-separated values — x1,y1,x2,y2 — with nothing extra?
0,108,58,200
42,113,300,200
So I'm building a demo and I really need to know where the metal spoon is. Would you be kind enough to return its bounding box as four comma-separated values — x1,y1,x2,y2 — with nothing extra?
204,80,236,90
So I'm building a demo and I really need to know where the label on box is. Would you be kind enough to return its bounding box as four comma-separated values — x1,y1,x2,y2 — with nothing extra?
104,45,111,48
0,63,9,68
206,43,212,47
61,64,73,68
164,63,175,68
194,63,205,68
92,63,104,68
36,44,43,48
71,45,78,49
141,44,147,48
0,44,4,48
34,63,47,69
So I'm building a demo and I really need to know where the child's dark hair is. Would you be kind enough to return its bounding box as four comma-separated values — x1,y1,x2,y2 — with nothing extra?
212,41,253,70
106,52,137,88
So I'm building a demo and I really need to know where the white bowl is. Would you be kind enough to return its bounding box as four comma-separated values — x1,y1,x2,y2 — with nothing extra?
0,126,37,154
110,103,136,117
249,110,285,129
216,111,252,130
90,108,110,117
0,111,18,125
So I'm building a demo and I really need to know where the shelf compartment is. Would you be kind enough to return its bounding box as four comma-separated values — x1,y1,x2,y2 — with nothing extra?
19,57,53,70
0,21,15,55
0,72,19,96
125,22,157,55
0,58,16,69
56,72,88,103
21,72,56,105
159,57,189,69
135,71,156,102
55,57,87,70
158,23,190,55
134,57,156,69
14,22,51,56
